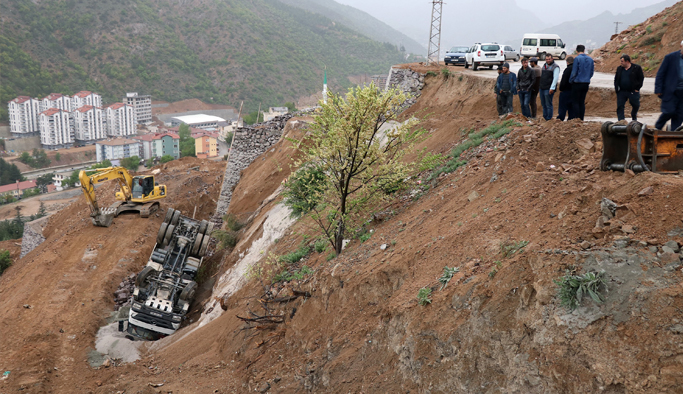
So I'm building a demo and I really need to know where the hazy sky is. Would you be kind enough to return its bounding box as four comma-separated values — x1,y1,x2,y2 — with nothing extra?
336,0,666,25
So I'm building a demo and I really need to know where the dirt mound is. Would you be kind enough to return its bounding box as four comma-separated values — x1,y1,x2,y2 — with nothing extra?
594,1,683,77
152,99,237,115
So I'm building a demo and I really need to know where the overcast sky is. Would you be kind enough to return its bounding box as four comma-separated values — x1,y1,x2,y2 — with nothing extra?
335,0,666,25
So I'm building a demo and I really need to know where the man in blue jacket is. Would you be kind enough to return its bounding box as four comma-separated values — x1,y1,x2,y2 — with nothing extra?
496,63,517,116
569,45,594,120
654,41,683,131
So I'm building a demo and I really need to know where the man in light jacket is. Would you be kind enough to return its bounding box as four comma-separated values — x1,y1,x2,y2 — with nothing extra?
654,40,683,131
569,44,594,120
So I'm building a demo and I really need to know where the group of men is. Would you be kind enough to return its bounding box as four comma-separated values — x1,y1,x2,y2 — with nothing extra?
495,45,594,121
493,40,683,131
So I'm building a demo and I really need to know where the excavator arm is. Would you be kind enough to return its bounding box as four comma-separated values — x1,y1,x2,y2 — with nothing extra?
79,167,136,227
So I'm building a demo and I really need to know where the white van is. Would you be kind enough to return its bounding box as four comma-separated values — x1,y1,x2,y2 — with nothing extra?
520,34,567,60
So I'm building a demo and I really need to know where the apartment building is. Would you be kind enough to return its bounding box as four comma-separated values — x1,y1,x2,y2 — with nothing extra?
73,105,106,144
192,131,218,159
152,133,180,159
106,103,136,137
96,138,141,165
263,107,288,122
72,91,102,110
123,92,152,124
8,96,41,136
39,108,74,149
41,93,72,113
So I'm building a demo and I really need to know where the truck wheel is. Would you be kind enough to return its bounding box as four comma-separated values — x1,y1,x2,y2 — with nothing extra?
162,224,175,247
157,223,168,245
164,208,175,224
170,210,180,226
473,62,479,71
198,220,208,237
559,52,566,60
136,266,155,287
180,281,197,301
204,222,214,237
198,235,210,257
191,233,203,257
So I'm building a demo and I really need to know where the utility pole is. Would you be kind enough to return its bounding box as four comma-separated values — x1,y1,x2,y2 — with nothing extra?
427,1,444,66
614,21,622,35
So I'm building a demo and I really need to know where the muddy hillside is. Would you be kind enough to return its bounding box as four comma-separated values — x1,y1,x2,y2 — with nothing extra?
1,65,682,393
595,1,683,77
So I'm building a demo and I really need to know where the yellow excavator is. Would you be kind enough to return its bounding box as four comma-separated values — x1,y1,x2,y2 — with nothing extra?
79,166,167,227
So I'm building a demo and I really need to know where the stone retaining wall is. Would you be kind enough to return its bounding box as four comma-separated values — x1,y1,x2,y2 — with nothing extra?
20,216,49,258
385,67,425,111
213,114,293,222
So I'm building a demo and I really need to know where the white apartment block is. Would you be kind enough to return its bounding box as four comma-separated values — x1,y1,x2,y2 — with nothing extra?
8,96,41,136
123,92,152,124
106,103,136,137
96,138,141,165
73,105,106,143
39,108,74,149
41,93,72,112
72,91,102,110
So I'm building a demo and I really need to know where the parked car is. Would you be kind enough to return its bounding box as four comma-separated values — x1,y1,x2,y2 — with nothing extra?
444,46,470,66
465,43,505,71
503,45,520,62
519,34,567,60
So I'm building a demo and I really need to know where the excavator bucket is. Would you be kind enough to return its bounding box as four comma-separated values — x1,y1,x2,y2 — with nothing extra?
91,207,117,227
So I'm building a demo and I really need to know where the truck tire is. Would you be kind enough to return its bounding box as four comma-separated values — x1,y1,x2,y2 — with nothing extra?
170,210,180,226
136,266,155,287
204,222,214,237
164,208,175,224
157,223,169,245
191,233,203,257
198,235,210,257
180,281,197,301
473,62,479,71
162,224,175,247
198,220,208,237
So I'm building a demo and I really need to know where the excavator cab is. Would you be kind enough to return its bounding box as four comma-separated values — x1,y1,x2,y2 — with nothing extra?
131,176,155,199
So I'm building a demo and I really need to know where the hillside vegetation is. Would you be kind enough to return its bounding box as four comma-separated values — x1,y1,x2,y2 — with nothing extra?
0,0,405,120
594,1,683,76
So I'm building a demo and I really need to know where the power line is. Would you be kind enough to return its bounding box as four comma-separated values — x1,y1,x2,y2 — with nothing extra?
427,1,444,66
614,21,622,35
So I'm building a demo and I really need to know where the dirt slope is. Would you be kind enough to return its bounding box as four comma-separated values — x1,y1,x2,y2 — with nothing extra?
2,68,683,393
595,1,683,76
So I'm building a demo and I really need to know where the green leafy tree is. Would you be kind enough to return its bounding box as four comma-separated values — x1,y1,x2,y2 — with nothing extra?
19,151,33,166
178,123,196,157
22,188,40,199
0,158,24,186
284,102,296,112
91,159,112,169
120,156,141,171
0,250,11,276
289,83,423,254
32,149,50,168
37,201,47,218
36,172,55,192
243,110,263,125
55,153,61,161
160,155,175,163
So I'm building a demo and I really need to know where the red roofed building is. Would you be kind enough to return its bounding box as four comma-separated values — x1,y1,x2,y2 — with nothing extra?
39,107,74,149
8,96,41,136
41,93,72,113
106,103,136,137
0,180,38,198
193,130,218,159
72,91,102,110
73,105,106,143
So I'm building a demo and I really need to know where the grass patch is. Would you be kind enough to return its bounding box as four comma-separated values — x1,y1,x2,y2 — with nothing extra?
500,240,528,258
212,229,238,249
273,265,314,283
417,287,432,305
438,266,459,290
359,232,372,243
314,239,327,253
554,271,606,311
224,213,244,232
441,67,451,79
279,245,310,264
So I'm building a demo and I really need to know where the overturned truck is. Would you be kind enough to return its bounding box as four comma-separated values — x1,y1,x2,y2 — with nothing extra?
120,208,214,340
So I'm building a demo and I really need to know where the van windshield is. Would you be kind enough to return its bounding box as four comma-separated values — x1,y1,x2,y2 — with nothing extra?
481,45,500,51
523,38,537,46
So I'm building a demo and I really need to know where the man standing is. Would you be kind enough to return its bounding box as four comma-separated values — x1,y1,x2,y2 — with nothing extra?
517,58,536,118
654,40,683,131
529,57,542,119
539,55,560,120
496,63,517,116
557,56,575,121
494,67,505,116
569,45,594,120
614,54,644,122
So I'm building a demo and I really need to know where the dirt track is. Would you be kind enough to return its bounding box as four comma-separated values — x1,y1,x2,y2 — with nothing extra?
2,69,683,393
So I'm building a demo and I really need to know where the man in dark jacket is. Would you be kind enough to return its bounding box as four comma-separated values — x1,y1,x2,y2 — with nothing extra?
494,67,505,116
496,63,517,116
614,54,644,121
529,57,542,119
557,56,575,121
539,56,560,120
517,58,535,118
654,41,683,131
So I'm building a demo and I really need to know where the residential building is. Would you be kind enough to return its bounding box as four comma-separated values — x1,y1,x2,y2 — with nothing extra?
263,107,288,122
96,138,141,165
152,133,180,159
0,180,38,198
123,92,152,124
72,91,102,110
170,114,225,129
73,105,106,144
106,103,136,137
216,119,243,142
39,108,73,149
8,96,41,136
193,131,218,159
132,133,156,160
52,174,76,191
41,93,71,113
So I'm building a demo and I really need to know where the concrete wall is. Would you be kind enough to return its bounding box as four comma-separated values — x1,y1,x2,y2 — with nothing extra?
213,114,292,223
0,126,11,139
5,136,42,153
